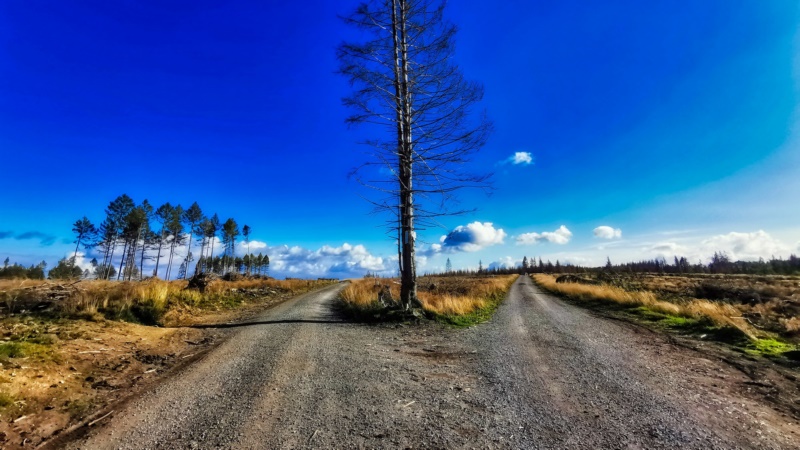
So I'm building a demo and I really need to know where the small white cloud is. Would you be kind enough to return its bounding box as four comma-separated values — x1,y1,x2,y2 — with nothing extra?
511,152,533,165
644,242,688,258
65,251,95,273
562,256,591,266
701,230,789,261
593,226,622,240
427,222,507,254
515,225,572,245
243,240,268,251
488,256,518,270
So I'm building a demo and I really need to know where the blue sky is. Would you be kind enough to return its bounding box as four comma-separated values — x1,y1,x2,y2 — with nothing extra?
1,0,798,278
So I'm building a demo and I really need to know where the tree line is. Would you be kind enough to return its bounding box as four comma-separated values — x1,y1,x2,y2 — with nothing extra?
0,258,46,279
0,194,270,281
423,252,800,277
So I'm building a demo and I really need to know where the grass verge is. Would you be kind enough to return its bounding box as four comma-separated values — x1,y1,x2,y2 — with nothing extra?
339,275,518,326
532,274,798,360
2,277,335,327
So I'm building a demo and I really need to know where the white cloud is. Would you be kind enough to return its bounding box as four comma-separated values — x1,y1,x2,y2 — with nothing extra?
427,222,507,254
593,226,622,240
265,242,391,278
243,240,268,251
637,230,793,263
508,152,533,165
561,255,591,266
71,234,392,280
515,225,572,245
701,230,790,261
65,251,95,273
488,256,518,270
643,242,690,260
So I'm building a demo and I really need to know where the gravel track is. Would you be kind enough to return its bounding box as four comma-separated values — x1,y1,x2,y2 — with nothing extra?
65,277,799,449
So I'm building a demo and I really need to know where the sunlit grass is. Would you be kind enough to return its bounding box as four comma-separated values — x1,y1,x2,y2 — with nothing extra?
339,275,517,324
533,274,757,340
0,277,334,325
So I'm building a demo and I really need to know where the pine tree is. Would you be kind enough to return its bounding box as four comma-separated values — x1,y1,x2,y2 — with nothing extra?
71,216,97,267
242,225,251,275
221,218,239,274
100,194,135,280
206,214,220,274
165,205,185,280
182,202,204,279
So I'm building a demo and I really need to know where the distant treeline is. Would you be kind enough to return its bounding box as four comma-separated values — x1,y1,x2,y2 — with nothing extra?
423,252,800,277
0,259,46,280
0,194,269,281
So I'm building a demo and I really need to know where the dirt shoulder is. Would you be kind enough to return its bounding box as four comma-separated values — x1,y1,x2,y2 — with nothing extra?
0,280,335,449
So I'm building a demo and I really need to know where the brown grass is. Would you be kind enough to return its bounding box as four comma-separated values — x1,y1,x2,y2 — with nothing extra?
340,275,517,317
0,277,334,325
570,272,800,339
533,274,757,339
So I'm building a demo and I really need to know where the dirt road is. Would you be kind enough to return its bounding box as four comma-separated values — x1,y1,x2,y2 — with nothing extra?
62,277,799,449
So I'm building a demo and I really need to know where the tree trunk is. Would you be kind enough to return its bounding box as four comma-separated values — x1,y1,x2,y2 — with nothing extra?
72,236,81,268
117,240,128,281
397,0,419,310
196,235,205,275
183,229,193,279
154,228,164,278
134,225,143,281
208,238,215,274
166,239,175,280
139,234,147,280
104,235,118,280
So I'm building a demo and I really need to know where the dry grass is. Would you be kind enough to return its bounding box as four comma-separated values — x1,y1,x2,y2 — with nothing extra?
339,279,388,310
0,315,207,445
0,277,334,325
340,275,517,320
533,274,757,340
575,272,800,339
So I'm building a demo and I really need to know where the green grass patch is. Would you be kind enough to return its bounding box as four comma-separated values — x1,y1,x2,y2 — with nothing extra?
633,306,700,329
0,392,14,408
0,341,51,359
433,292,505,327
625,306,750,344
65,398,94,419
745,338,797,357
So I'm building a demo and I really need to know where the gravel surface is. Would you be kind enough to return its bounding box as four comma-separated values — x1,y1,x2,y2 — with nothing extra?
64,277,800,449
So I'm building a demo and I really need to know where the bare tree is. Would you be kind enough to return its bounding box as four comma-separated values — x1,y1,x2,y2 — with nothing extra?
338,0,491,309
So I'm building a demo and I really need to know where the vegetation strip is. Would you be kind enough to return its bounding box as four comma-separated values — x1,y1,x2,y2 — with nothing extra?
0,277,335,447
532,274,798,360
339,275,518,326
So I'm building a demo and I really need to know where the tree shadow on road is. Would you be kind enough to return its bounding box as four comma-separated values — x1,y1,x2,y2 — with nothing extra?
188,318,346,329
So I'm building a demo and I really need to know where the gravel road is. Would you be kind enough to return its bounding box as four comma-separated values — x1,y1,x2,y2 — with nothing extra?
63,276,800,449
